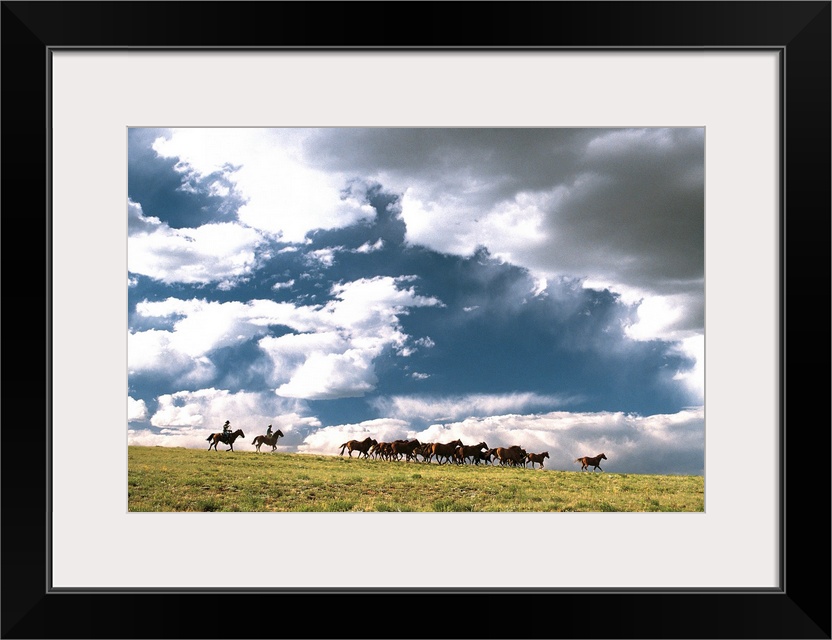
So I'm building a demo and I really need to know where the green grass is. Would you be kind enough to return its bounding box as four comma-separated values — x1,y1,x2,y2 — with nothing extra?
128,446,704,513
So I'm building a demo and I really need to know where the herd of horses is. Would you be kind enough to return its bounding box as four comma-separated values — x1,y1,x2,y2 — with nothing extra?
338,437,608,471
206,430,608,472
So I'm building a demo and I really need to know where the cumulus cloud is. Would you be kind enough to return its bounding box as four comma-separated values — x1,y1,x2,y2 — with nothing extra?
128,199,267,287
151,128,376,243
275,349,378,400
370,392,579,424
128,328,217,385
262,276,443,399
271,279,295,290
355,238,384,253
305,247,339,268
128,198,162,234
127,396,148,422
134,298,280,358
129,297,319,389
130,276,443,401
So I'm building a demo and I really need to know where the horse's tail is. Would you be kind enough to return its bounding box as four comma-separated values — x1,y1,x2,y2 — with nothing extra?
251,437,257,444
207,434,214,442
339,442,347,455
574,457,582,463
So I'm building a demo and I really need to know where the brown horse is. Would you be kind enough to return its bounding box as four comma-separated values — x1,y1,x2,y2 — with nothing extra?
339,437,378,458
430,439,463,465
390,439,422,461
369,441,392,460
474,448,495,465
252,429,285,452
412,442,434,462
457,442,488,464
207,429,245,452
575,453,607,471
527,451,549,469
494,446,526,466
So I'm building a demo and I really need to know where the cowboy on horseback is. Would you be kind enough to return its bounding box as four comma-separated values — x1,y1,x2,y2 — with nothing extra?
222,420,232,442
266,424,273,438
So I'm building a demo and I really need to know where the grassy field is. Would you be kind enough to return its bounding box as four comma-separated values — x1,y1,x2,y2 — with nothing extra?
128,445,704,512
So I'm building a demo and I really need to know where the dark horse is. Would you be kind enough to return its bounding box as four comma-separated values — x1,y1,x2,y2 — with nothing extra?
207,428,245,452
575,453,607,471
252,429,285,453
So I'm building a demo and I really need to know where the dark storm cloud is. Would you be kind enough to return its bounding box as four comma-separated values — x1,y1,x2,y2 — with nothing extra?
300,127,705,336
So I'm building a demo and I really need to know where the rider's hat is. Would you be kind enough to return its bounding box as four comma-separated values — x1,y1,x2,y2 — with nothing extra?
224,420,230,426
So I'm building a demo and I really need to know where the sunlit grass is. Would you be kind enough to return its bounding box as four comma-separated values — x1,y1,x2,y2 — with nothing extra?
128,446,704,513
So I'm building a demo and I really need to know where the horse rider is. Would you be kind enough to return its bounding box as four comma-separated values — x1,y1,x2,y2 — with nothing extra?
266,424,273,438
222,420,232,440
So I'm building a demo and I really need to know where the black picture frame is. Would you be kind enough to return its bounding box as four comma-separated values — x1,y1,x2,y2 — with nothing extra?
2,2,829,638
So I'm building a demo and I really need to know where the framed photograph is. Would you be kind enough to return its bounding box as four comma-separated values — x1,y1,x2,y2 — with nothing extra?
3,2,829,638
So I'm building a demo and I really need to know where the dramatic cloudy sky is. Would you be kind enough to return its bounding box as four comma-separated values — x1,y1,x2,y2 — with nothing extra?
127,127,705,475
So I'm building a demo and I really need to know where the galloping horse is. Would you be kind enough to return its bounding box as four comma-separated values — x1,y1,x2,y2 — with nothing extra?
429,439,463,465
207,428,245,452
575,453,607,471
527,451,550,469
494,446,526,467
252,429,285,453
390,439,422,462
457,442,488,464
339,437,378,458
